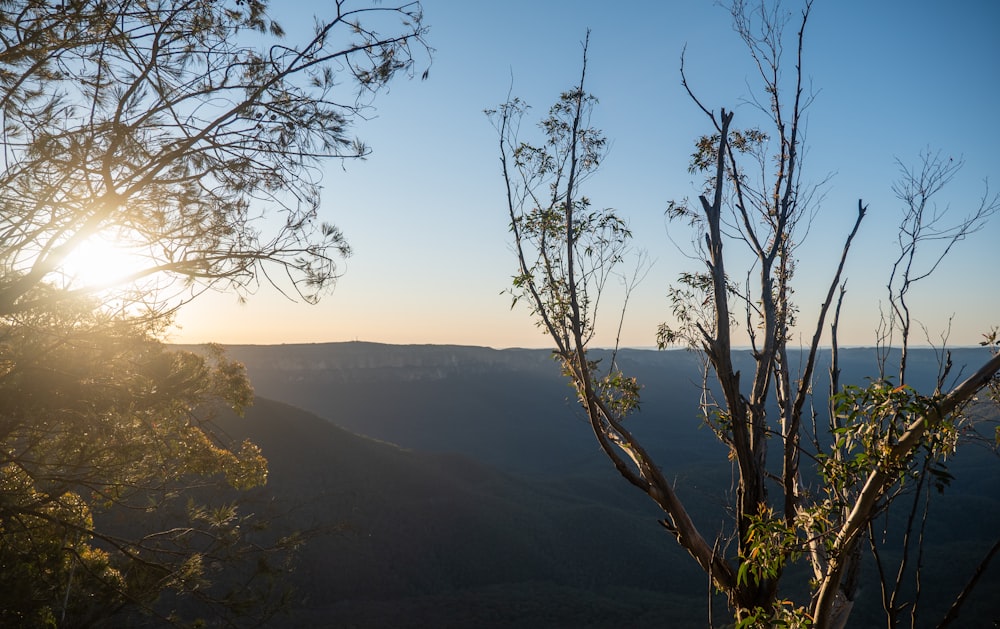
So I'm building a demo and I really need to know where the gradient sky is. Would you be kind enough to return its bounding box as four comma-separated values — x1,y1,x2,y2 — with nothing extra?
169,0,999,349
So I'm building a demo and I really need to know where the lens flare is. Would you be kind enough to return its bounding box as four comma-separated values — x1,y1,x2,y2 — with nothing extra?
58,233,150,291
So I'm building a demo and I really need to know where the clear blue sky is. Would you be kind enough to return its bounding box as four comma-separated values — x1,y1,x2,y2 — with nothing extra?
170,0,1000,349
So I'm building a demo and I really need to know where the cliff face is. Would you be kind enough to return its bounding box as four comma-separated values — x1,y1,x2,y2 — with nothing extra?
201,342,561,383
194,341,990,385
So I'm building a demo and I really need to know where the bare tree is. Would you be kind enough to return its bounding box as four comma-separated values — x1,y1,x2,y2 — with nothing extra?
491,2,1000,627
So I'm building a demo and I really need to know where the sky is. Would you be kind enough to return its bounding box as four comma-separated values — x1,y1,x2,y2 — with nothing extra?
168,0,1000,349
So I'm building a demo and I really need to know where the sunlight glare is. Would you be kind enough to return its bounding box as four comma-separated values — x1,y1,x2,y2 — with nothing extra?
58,233,152,291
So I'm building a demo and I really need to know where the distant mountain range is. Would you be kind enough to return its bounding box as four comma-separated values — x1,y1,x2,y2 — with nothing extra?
194,343,1000,627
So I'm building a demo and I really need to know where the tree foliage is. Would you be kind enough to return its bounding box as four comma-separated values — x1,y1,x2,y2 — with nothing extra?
0,0,428,624
0,0,428,316
0,293,280,625
492,3,1000,628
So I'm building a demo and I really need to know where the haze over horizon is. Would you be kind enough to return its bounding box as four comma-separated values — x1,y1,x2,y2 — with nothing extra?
169,0,1000,350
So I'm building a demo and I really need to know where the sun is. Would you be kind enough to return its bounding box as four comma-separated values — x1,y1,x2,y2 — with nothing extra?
58,232,153,291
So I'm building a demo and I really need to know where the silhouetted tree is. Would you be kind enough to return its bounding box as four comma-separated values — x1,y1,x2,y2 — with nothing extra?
0,0,428,317
0,0,428,625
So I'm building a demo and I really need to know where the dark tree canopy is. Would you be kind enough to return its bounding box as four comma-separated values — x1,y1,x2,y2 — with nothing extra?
0,294,269,626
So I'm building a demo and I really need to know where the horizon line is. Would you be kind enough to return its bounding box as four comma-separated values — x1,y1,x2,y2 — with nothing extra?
168,340,990,352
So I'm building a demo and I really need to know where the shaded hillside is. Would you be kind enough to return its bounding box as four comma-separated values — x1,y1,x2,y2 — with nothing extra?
213,397,711,628
207,342,719,479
